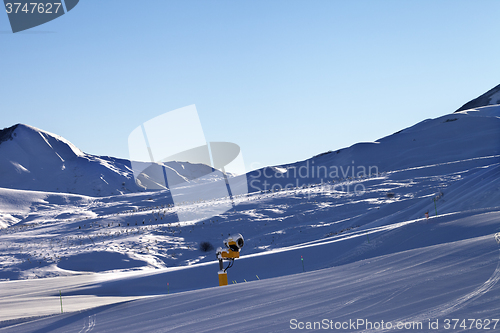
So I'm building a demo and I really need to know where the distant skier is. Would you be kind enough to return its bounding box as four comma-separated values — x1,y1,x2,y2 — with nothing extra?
425,211,429,220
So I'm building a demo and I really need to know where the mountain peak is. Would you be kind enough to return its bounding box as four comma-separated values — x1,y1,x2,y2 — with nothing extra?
0,123,109,195
455,83,500,112
0,123,222,197
0,124,18,144
0,123,85,158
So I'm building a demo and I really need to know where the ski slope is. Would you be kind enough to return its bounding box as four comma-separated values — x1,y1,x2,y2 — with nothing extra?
1,211,499,332
0,104,499,332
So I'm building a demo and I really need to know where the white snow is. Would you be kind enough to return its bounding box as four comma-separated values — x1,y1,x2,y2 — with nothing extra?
0,106,499,332
0,124,222,198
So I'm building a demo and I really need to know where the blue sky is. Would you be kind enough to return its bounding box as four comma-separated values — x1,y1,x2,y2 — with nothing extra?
1,0,499,171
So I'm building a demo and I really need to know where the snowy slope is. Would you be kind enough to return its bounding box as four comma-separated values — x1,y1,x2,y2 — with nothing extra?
1,211,499,332
0,124,217,198
456,83,500,112
0,107,498,281
0,99,499,331
0,124,138,196
246,105,500,193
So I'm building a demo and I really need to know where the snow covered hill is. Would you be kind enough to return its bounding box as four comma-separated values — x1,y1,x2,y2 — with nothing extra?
456,83,500,112
0,124,216,197
1,209,499,332
0,124,138,196
0,104,497,278
246,104,500,194
0,89,499,332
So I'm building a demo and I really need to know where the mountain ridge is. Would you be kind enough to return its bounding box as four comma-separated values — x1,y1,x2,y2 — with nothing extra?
456,83,500,112
0,123,223,197
1,84,499,197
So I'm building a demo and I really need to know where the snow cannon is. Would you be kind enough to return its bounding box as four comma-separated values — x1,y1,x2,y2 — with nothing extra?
216,233,244,286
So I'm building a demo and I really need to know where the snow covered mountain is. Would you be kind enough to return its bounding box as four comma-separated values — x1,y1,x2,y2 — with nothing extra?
246,105,500,194
456,83,500,112
2,80,499,198
0,124,138,196
0,124,215,197
0,87,499,332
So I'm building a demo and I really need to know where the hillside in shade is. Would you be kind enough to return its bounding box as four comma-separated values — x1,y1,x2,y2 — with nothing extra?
456,83,500,112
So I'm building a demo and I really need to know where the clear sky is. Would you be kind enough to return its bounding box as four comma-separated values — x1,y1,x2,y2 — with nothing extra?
1,0,499,171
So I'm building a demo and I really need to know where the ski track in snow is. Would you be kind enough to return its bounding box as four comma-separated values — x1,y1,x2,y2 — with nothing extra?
78,314,96,333
371,236,500,333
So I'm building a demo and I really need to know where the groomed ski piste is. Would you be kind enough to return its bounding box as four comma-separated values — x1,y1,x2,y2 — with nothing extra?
0,104,499,332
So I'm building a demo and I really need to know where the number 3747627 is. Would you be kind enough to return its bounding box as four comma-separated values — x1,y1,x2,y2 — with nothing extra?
5,3,62,14
443,319,499,330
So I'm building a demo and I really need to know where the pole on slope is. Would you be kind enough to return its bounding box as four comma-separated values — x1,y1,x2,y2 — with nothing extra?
301,256,305,272
59,290,63,313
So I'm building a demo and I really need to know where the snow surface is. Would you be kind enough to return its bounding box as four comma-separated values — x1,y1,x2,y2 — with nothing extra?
0,105,499,332
0,124,221,198
456,84,500,112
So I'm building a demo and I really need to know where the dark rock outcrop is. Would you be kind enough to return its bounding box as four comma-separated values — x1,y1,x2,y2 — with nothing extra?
455,84,500,112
